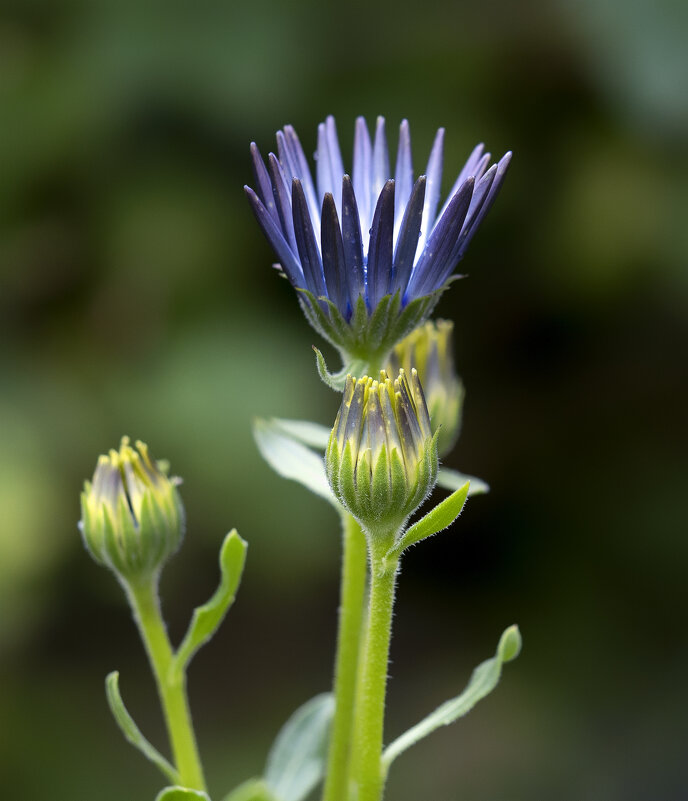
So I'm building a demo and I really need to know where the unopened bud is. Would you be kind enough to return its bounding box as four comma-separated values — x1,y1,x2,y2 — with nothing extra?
326,369,438,537
79,437,184,581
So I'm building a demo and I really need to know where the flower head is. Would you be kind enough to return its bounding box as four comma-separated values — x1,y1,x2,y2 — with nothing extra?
80,437,184,581
246,115,510,367
326,368,438,536
386,319,464,457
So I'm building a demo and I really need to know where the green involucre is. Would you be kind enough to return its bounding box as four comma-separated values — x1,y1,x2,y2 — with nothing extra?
326,369,438,538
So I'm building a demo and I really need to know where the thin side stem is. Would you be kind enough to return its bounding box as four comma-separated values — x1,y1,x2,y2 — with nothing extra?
322,512,368,801
126,576,207,792
350,538,399,801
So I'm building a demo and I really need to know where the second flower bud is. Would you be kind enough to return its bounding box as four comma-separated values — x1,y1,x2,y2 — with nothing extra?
326,369,438,539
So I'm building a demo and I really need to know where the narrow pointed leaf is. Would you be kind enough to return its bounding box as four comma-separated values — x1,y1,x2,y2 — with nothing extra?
388,480,469,558
437,467,489,496
105,672,179,784
382,625,522,771
264,693,335,801
173,530,247,676
155,788,210,801
269,418,331,450
253,417,338,505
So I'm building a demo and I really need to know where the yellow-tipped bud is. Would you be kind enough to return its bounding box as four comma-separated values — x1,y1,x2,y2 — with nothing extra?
79,437,184,581
326,369,438,537
386,319,464,457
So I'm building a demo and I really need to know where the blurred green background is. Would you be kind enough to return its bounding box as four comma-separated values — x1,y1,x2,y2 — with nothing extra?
1,0,687,798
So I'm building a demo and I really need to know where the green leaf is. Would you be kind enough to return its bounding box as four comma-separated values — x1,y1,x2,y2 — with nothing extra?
253,418,338,507
382,625,522,771
264,693,335,801
437,467,490,496
269,418,332,450
155,788,211,801
221,779,275,801
105,671,179,784
387,481,470,559
173,530,247,677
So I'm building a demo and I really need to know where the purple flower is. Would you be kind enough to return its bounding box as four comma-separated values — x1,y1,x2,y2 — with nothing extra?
245,116,510,366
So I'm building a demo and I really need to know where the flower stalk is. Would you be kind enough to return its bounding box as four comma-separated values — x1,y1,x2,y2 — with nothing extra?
322,512,368,801
125,575,207,792
350,534,400,801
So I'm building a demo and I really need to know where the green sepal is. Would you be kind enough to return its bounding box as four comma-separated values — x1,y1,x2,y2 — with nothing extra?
264,693,335,801
313,347,370,391
388,447,408,512
253,418,338,507
437,466,489,496
105,671,179,784
371,443,391,517
221,779,275,801
300,286,447,381
337,440,358,515
172,530,247,678
355,448,373,521
387,479,469,560
381,625,522,772
155,788,211,801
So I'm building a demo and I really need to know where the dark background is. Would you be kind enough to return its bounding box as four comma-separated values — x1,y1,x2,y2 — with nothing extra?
1,0,686,799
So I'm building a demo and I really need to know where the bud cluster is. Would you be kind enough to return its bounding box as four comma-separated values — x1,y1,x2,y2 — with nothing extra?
80,437,184,581
326,369,438,536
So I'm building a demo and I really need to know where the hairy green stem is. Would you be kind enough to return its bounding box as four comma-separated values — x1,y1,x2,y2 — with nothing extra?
126,576,207,792
322,512,368,801
350,537,399,801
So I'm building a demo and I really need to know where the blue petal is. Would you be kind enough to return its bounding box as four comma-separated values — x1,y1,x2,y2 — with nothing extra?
353,117,373,236
341,175,366,312
321,192,348,314
455,152,511,261
267,152,297,253
245,186,305,288
394,119,414,236
367,180,395,309
250,143,279,225
278,127,320,236
418,128,444,253
437,143,485,222
291,178,327,298
405,177,474,300
391,176,426,298
372,117,390,219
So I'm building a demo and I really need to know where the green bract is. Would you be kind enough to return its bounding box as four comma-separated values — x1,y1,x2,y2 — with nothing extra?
79,437,184,580
386,319,464,457
326,369,438,537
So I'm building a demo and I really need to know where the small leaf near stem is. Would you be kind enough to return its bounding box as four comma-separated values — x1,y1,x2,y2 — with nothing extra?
264,693,335,801
105,671,179,784
221,779,276,801
173,530,247,680
385,481,470,562
437,467,489,496
253,418,339,506
381,625,522,773
155,788,211,801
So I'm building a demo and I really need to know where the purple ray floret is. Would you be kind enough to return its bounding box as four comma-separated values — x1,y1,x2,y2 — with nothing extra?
245,116,511,321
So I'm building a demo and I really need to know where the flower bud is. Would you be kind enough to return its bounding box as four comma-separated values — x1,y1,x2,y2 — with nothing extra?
326,369,438,537
79,437,184,581
386,320,464,457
